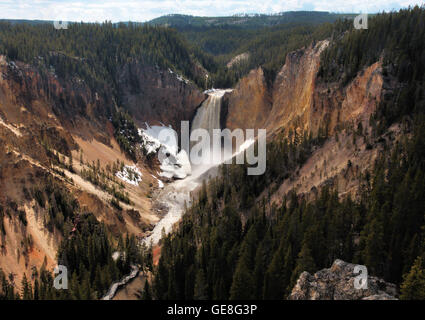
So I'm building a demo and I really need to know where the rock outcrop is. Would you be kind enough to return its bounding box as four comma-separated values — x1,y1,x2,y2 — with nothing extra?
288,260,398,300
264,40,329,136
226,40,384,139
225,40,388,203
226,52,250,69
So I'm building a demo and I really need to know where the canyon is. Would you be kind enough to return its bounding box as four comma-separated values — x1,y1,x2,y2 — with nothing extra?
0,32,400,298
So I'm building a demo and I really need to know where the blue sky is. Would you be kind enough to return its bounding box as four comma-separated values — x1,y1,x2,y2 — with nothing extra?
0,0,423,22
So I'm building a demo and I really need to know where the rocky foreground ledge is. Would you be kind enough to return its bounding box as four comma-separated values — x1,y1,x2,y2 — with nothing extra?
289,259,398,300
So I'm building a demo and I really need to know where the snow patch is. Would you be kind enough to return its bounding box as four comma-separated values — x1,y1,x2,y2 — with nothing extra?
151,174,164,188
139,124,178,155
167,68,189,84
112,251,121,261
115,165,142,186
139,124,192,180
159,149,191,180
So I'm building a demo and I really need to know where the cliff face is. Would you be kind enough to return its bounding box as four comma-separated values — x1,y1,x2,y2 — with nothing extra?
117,61,206,132
311,60,383,137
0,53,211,290
265,40,329,136
1,56,180,290
0,56,113,145
225,67,272,130
227,40,384,138
225,40,388,202
289,260,398,300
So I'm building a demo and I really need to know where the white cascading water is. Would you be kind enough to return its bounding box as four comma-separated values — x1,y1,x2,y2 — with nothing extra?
111,89,238,299
191,89,235,167
142,89,232,247
110,89,256,298
191,93,222,136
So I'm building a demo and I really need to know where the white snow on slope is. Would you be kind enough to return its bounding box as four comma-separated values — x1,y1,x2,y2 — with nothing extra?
151,174,164,188
115,165,142,186
159,149,191,180
139,124,192,180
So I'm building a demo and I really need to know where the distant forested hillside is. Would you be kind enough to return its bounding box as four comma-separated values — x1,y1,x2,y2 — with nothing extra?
149,12,354,87
148,12,354,29
0,21,211,89
0,12,355,89
205,20,351,87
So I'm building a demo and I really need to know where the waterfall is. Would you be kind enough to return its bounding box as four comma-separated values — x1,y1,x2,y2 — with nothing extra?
142,89,233,247
190,89,233,166
191,93,222,134
191,89,233,133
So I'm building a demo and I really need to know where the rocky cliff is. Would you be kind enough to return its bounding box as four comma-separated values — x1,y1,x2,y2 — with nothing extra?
0,55,113,145
225,40,389,202
225,67,271,130
264,40,330,136
227,40,384,138
1,55,202,290
117,61,206,132
289,260,398,300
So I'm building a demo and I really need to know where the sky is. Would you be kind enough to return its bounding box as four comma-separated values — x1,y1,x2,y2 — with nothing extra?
0,0,424,22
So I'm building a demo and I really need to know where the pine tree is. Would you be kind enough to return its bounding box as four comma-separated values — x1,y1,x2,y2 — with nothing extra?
21,273,32,300
142,279,152,300
290,242,316,289
229,261,255,300
400,257,425,300
33,278,39,300
194,269,208,300
263,244,286,299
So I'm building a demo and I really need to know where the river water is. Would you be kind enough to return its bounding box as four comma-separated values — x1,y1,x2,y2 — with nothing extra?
106,89,254,299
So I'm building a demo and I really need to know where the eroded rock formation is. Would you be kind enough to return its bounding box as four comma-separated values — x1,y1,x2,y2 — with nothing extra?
117,61,206,132
225,67,271,131
289,259,398,300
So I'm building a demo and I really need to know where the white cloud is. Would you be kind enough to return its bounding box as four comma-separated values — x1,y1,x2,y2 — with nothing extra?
0,0,423,22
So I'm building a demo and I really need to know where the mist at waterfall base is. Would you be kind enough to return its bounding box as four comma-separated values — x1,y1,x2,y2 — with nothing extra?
142,89,256,246
141,89,243,179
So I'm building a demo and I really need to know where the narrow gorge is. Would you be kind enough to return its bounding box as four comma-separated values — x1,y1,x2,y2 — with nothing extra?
143,89,233,247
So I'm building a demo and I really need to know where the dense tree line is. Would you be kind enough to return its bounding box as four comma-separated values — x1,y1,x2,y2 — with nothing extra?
149,12,350,31
0,21,211,90
0,213,143,300
149,8,425,300
0,14,353,92
191,19,352,88
111,109,141,160
150,118,425,299
319,6,425,88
